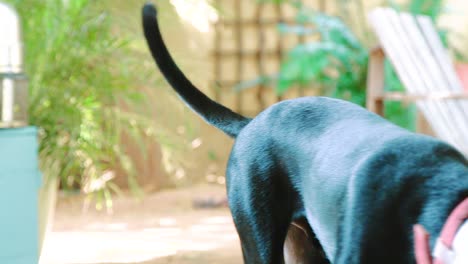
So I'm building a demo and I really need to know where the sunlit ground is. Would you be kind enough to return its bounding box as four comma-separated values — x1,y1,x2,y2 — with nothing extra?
40,185,242,264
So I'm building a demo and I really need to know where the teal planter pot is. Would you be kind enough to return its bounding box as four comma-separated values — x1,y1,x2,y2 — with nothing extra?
0,127,40,264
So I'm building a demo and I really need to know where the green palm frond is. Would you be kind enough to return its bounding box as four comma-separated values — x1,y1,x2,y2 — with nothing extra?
4,0,177,209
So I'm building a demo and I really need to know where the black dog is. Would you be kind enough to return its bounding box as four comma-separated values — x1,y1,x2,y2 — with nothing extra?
142,3,468,263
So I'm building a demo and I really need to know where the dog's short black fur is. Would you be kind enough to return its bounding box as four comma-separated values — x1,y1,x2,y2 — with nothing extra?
142,3,468,263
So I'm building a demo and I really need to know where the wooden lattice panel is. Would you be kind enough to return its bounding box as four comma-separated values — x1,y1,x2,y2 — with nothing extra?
212,0,324,115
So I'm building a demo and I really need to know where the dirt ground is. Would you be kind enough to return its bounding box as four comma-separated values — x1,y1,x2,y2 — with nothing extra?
40,185,242,264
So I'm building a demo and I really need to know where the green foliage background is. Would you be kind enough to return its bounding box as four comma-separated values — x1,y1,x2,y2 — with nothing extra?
4,0,172,208
258,0,450,131
277,7,368,107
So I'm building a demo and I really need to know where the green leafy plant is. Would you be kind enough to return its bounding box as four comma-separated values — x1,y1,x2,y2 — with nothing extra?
386,0,444,20
277,7,368,106
236,2,368,107
5,0,170,208
253,0,453,130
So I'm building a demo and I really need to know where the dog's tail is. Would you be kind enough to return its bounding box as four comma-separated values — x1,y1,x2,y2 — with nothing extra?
142,3,251,138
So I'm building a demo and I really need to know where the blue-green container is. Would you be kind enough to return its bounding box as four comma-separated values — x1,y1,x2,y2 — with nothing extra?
0,127,40,264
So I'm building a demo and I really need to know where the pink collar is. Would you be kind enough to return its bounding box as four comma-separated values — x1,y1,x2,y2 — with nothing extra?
414,197,468,264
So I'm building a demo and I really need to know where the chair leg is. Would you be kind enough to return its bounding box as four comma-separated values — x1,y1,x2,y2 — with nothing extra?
366,46,385,116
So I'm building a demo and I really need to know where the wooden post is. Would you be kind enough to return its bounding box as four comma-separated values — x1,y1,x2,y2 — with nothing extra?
275,3,284,102
255,3,266,111
416,111,435,136
213,12,221,102
234,0,243,112
366,46,385,116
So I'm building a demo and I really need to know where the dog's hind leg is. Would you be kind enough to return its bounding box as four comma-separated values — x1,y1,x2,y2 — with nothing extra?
226,156,294,264
284,218,330,264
